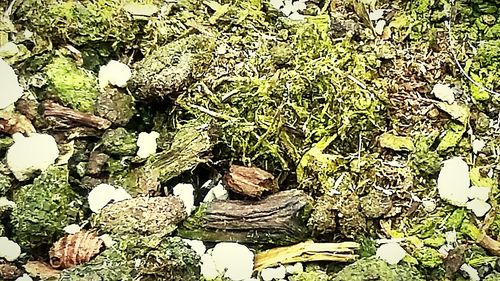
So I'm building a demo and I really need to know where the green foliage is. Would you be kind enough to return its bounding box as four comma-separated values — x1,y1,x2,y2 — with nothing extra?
11,166,82,250
332,257,425,281
0,173,11,196
44,54,99,113
290,270,331,281
413,247,443,268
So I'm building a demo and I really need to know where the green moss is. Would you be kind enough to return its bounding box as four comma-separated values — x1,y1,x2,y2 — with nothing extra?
445,208,466,230
11,166,82,250
413,247,443,268
332,257,425,281
460,220,481,241
100,128,137,156
379,133,415,152
0,173,11,196
290,270,331,281
436,122,466,153
44,54,99,113
470,167,497,189
423,235,446,248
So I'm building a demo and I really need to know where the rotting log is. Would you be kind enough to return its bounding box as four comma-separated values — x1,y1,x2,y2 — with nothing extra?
177,189,312,245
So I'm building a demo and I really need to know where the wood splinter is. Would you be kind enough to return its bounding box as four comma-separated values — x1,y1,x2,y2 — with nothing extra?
42,101,112,130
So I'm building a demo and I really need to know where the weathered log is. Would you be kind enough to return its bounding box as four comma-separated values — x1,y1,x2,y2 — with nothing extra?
178,189,312,245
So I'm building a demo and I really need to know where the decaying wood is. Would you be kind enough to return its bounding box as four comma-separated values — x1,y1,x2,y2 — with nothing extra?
254,240,359,271
42,101,112,129
24,261,61,280
478,232,500,256
178,189,312,245
0,111,35,135
49,230,103,269
224,165,279,197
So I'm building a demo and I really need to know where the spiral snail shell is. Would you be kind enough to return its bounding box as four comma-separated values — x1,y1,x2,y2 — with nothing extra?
49,230,103,269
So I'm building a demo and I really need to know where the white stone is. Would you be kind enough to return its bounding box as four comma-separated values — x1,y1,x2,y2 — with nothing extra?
437,157,469,207
369,9,385,21
270,0,283,10
6,133,59,181
15,274,33,281
292,1,306,11
0,58,23,109
261,265,286,281
281,1,294,16
211,242,254,280
98,60,131,88
472,139,485,154
0,197,16,209
183,239,206,257
63,224,81,234
203,182,229,202
445,231,457,244
288,12,305,21
466,199,491,217
0,237,21,261
0,42,19,57
374,20,386,35
460,263,480,281
99,234,115,247
285,263,303,275
467,186,490,201
432,84,455,104
88,184,132,213
421,199,436,212
137,131,159,158
200,253,219,280
376,243,406,265
173,183,195,214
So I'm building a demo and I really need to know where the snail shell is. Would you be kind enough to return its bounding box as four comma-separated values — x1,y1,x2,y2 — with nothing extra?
49,230,103,269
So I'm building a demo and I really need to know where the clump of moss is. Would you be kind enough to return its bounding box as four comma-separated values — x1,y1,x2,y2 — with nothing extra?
44,54,99,113
332,257,425,281
96,89,136,126
11,166,82,250
0,173,11,196
290,270,331,281
58,235,201,281
100,128,137,156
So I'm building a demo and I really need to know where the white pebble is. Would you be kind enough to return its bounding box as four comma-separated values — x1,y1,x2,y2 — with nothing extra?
472,139,485,154
99,234,115,247
63,224,81,234
374,20,386,35
460,263,480,281
15,274,33,281
0,237,21,261
432,84,455,104
183,239,206,257
98,60,131,88
445,231,457,244
137,131,159,158
292,1,306,11
200,253,219,280
173,183,195,215
211,242,254,280
437,157,469,207
288,12,305,21
203,182,229,202
6,133,59,181
285,263,303,275
0,58,23,109
261,265,286,281
369,9,385,21
376,242,407,265
421,199,436,212
467,186,490,201
466,199,491,217
88,184,132,213
270,0,283,9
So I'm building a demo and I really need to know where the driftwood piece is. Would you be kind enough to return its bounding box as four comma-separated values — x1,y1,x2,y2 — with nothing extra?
224,165,279,197
254,241,359,271
42,101,111,129
178,189,312,245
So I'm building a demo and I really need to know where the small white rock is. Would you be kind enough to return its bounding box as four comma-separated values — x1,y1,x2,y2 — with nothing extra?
292,1,306,11
281,1,294,16
98,60,132,88
376,243,407,265
285,263,303,275
467,186,490,201
369,9,385,21
6,133,60,181
472,139,485,154
173,183,195,214
261,265,286,281
460,263,480,281
0,197,16,209
63,224,81,234
211,242,254,280
421,199,436,212
466,199,491,217
270,0,283,9
288,12,305,21
200,253,219,280
437,157,470,207
137,131,160,158
374,20,386,35
99,234,115,247
15,274,33,281
432,84,455,104
0,42,20,57
88,184,132,213
203,182,229,202
0,237,21,261
0,58,24,109
183,239,206,257
445,231,457,244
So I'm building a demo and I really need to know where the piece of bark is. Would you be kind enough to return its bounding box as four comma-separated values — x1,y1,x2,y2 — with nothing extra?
87,152,110,175
178,189,312,245
254,241,359,271
24,261,61,280
224,165,279,197
42,101,112,129
478,232,500,256
0,262,22,280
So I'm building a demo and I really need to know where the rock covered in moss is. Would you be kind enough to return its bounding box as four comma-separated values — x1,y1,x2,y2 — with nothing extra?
93,196,187,237
332,257,425,281
130,34,215,101
44,54,99,113
11,166,82,250
100,128,137,156
96,88,135,126
360,190,393,218
58,235,201,281
289,270,330,281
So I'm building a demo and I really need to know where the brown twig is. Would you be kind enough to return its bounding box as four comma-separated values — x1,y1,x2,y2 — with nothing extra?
42,101,112,130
